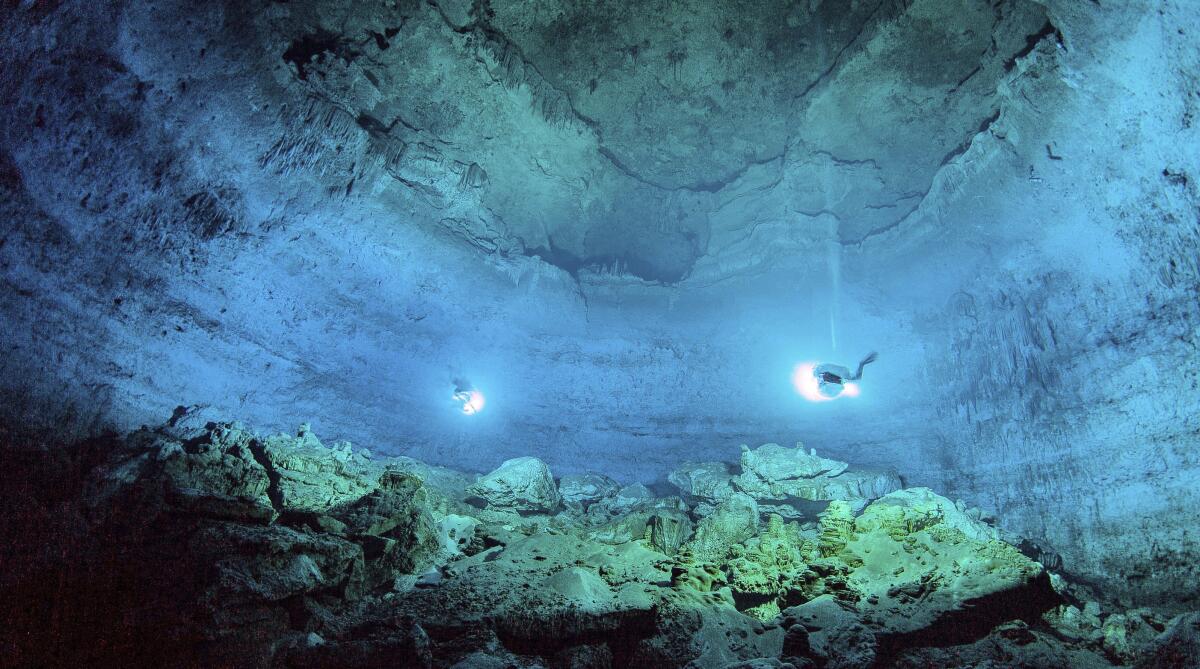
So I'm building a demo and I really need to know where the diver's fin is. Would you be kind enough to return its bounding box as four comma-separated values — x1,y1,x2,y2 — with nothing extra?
851,351,878,380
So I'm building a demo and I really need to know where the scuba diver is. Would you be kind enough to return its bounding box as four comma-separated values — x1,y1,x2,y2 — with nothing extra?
452,377,485,414
813,352,878,399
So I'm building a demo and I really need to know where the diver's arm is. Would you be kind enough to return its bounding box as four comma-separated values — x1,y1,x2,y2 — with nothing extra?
849,351,878,380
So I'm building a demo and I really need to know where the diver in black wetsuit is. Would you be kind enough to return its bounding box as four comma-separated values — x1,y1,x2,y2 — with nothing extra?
814,352,877,398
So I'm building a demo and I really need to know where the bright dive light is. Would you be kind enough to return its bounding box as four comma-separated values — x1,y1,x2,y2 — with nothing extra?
455,389,485,415
792,362,857,402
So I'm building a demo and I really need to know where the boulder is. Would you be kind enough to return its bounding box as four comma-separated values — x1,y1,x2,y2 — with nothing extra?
740,443,849,480
332,471,440,585
559,473,622,510
259,428,376,514
853,487,998,542
733,444,901,507
189,522,365,605
588,483,654,518
466,457,561,514
648,512,694,556
668,461,736,507
438,514,480,557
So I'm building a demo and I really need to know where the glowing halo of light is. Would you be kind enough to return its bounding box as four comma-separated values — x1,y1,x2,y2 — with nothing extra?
455,389,486,415
791,362,858,402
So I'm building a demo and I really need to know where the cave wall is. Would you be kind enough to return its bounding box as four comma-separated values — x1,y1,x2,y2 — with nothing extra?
846,0,1200,609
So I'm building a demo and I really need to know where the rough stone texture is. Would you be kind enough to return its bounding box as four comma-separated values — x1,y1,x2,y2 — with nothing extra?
685,492,760,563
558,472,622,509
669,460,737,510
740,444,850,481
783,595,878,669
5,421,1196,667
466,456,561,513
733,443,902,509
0,0,1198,616
671,444,902,523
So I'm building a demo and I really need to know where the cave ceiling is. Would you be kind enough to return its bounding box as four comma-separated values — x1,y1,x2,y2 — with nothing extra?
147,0,1057,284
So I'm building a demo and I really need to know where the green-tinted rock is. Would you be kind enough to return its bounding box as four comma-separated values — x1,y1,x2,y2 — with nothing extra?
684,492,760,563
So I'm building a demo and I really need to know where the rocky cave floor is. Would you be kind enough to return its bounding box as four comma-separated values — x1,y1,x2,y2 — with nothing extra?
3,415,1198,669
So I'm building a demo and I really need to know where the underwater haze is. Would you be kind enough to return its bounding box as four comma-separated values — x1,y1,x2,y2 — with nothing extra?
2,0,1199,667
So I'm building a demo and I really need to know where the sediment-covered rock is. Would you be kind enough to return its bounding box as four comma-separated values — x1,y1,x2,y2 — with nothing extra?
669,460,738,511
466,456,561,514
686,492,761,563
671,444,902,523
559,472,622,511
8,419,1190,668
732,443,902,511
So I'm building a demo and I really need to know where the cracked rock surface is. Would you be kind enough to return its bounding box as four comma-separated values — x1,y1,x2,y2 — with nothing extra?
3,418,1196,667
2,0,1199,632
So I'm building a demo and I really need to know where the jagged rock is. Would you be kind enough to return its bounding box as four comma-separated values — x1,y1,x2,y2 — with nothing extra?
648,512,694,556
1135,612,1200,669
844,489,1054,638
559,472,622,510
684,492,760,563
782,595,877,669
259,427,376,513
1043,602,1104,644
732,444,901,509
1102,608,1167,664
853,487,998,542
817,500,856,558
466,456,561,514
668,461,736,509
670,554,727,593
727,514,809,620
638,589,784,668
18,416,1174,669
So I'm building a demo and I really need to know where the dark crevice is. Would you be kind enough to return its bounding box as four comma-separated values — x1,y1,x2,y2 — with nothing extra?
812,150,881,170
248,439,284,514
597,145,785,195
792,0,892,102
282,30,356,81
939,109,1001,167
873,572,1064,664
949,64,982,94
1004,20,1063,72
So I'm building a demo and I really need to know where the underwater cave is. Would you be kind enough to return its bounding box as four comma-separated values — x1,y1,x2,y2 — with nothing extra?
2,0,1199,667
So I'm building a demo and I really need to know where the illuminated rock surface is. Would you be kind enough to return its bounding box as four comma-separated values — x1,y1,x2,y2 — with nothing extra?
2,0,1199,663
4,419,1196,667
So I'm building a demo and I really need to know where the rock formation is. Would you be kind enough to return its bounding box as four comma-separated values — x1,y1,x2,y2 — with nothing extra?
1,0,1198,617
9,417,1198,667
